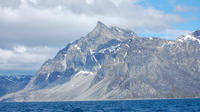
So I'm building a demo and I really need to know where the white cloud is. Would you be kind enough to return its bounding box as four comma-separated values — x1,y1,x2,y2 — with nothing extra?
14,45,27,53
0,0,184,48
29,0,37,5
85,0,94,5
175,5,197,12
0,45,57,70
0,0,187,71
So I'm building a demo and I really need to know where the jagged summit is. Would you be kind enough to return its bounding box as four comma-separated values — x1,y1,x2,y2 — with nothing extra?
97,21,107,27
192,30,200,39
87,21,137,41
92,21,109,32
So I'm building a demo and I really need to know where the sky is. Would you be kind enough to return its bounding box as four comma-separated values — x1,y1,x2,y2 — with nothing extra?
0,0,199,75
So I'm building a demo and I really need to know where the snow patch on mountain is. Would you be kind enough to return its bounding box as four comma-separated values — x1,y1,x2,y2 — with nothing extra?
177,33,200,44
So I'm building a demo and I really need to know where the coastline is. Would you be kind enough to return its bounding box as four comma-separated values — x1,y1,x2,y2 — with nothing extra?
1,97,200,103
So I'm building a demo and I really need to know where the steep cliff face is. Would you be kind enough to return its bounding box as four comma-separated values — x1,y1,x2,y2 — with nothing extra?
1,22,200,102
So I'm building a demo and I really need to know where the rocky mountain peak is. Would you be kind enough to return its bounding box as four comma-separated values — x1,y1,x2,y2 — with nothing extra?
91,21,109,33
96,21,107,28
87,21,137,42
192,30,200,39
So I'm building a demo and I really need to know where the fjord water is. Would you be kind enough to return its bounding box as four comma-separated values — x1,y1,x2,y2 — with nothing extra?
0,99,200,112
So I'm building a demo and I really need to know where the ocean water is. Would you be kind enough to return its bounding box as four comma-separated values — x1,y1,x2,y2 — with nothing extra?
0,99,200,112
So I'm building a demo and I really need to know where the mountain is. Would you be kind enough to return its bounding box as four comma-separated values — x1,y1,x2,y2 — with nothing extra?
1,22,200,102
0,75,32,98
192,30,200,39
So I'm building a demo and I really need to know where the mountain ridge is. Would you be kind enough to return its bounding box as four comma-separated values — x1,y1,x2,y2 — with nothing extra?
1,22,200,102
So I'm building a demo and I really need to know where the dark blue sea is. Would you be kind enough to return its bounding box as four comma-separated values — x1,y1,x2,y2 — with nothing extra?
0,99,200,112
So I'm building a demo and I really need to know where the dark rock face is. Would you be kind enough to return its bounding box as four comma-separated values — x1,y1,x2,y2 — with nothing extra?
0,75,32,97
1,22,200,102
192,30,200,39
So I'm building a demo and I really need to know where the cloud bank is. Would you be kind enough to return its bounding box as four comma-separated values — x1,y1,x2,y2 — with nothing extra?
0,0,184,47
0,0,187,72
0,45,57,71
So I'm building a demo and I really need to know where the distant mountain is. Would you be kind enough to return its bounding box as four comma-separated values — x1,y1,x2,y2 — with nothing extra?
0,75,32,98
192,30,200,39
1,22,200,102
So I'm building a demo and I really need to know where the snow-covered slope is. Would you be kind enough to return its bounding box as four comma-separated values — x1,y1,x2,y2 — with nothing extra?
1,22,200,102
177,31,200,44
